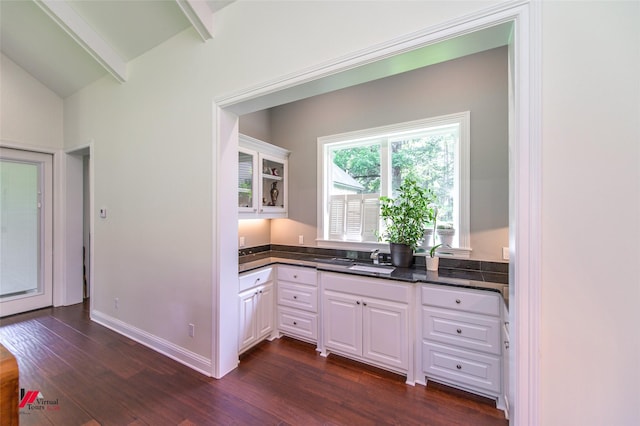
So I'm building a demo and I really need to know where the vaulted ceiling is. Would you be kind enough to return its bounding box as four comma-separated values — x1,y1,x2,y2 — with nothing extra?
1,0,234,98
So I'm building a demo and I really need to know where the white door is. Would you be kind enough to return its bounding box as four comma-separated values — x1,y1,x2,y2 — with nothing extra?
0,148,53,317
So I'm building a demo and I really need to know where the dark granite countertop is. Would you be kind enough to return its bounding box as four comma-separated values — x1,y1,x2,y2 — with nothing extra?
239,250,509,307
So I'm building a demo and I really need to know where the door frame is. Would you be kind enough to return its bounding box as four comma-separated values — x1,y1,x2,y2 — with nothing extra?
212,1,541,424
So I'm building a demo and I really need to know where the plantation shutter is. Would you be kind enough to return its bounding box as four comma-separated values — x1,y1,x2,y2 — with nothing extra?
345,195,363,239
328,195,346,240
361,195,380,241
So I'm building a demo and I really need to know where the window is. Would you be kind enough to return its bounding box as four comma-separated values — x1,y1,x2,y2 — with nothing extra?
317,112,470,255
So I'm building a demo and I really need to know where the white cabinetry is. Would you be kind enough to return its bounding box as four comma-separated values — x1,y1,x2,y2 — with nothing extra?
238,134,289,219
320,272,411,377
276,265,318,343
238,267,275,354
420,284,504,409
502,300,511,419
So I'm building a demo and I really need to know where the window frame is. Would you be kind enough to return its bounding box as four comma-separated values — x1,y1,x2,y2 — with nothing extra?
316,112,471,257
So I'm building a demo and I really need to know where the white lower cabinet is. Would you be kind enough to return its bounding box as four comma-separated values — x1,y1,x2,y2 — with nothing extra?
238,267,275,354
276,265,319,343
321,272,410,376
420,284,505,410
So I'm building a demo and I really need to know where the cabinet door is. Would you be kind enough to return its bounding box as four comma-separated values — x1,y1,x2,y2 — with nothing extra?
323,290,361,357
362,298,408,370
238,288,257,350
238,148,258,214
256,283,274,338
259,153,287,216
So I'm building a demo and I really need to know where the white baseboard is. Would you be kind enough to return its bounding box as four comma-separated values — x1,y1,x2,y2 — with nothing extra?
91,309,213,376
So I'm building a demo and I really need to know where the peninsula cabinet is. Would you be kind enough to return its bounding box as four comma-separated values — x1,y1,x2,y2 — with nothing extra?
320,272,411,379
238,134,289,219
238,267,275,354
276,265,319,343
420,284,505,410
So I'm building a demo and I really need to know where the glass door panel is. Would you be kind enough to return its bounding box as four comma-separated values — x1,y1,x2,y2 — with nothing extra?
1,160,40,297
0,148,52,317
238,150,255,210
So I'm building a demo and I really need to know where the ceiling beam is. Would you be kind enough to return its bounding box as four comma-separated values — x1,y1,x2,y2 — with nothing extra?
176,0,214,41
34,0,127,83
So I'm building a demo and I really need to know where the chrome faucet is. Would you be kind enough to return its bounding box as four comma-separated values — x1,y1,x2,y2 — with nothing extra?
370,249,380,264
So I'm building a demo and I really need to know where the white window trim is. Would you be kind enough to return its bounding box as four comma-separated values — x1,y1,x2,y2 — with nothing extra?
316,112,471,257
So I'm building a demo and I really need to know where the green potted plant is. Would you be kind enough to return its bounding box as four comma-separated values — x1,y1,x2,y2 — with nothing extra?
426,243,443,271
379,177,436,267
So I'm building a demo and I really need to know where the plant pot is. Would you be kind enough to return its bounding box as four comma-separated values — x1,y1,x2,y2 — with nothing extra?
389,243,414,268
426,256,439,271
437,228,455,247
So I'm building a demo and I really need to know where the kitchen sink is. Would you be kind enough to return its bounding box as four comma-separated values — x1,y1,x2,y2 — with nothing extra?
313,257,356,265
348,264,395,274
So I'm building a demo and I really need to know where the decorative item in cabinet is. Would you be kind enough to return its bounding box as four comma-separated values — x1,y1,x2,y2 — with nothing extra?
239,134,290,219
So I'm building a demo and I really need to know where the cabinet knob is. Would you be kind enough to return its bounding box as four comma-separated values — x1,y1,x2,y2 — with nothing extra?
259,290,263,294
293,295,297,299
293,275,298,279
363,301,367,306
293,321,297,326
456,328,462,334
455,299,461,304
356,301,360,305
456,364,462,370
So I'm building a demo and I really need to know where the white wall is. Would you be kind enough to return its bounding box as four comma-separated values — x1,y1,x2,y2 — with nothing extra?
540,2,640,424
60,0,640,423
0,53,63,148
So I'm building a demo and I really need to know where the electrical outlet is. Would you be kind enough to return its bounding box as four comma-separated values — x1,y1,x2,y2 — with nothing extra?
188,323,195,337
502,247,510,260
114,297,119,309
298,235,304,245
239,236,245,247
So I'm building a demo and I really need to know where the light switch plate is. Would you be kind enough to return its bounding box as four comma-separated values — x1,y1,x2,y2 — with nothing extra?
502,247,509,260
99,208,107,219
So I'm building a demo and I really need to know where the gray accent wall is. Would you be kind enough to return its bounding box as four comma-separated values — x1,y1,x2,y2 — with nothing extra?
267,46,508,261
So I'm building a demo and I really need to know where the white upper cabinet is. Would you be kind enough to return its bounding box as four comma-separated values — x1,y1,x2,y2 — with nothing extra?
238,134,290,219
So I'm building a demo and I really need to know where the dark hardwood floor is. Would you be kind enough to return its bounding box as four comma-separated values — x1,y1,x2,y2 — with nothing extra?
0,301,508,425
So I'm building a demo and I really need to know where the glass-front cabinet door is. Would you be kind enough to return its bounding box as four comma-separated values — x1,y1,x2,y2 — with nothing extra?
238,148,257,213
239,134,289,219
260,154,286,214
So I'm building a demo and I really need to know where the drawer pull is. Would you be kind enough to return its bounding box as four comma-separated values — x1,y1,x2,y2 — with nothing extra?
293,321,297,326
455,299,461,304
293,275,298,279
456,328,462,334
293,295,297,299
356,301,360,305
363,301,367,306
456,364,462,370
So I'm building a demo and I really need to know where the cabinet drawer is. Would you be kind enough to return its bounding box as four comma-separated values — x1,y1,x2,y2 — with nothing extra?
422,285,500,316
239,267,273,292
422,307,501,355
277,307,318,341
277,265,317,286
278,281,318,313
423,341,501,395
